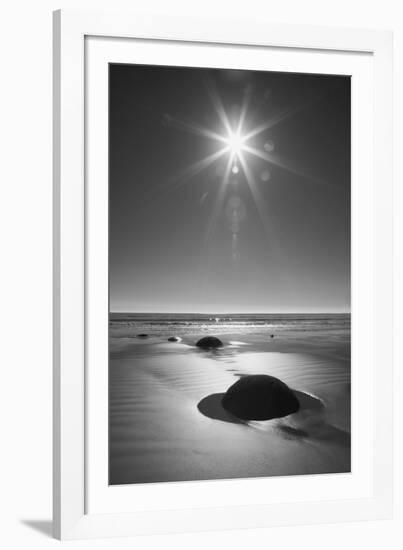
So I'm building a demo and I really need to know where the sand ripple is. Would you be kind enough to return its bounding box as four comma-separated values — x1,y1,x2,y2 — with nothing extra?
109,342,350,485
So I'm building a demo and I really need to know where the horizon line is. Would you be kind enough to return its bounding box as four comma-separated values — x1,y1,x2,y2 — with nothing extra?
109,311,351,315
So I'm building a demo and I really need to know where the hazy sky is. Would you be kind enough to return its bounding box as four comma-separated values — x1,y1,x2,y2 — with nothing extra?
109,64,350,313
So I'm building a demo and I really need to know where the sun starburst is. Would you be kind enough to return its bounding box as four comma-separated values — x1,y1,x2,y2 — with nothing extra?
161,81,320,246
224,130,247,158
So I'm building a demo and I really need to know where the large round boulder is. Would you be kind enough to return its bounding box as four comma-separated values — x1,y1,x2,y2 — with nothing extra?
196,336,223,349
222,374,299,420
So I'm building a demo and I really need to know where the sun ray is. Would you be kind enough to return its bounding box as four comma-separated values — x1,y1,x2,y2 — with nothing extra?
205,80,232,135
242,145,326,186
170,147,229,188
164,115,227,144
138,147,229,212
243,94,323,142
204,154,234,246
237,151,274,240
243,106,301,141
237,87,252,135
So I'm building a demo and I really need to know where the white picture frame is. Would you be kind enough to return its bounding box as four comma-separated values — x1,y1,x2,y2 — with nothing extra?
53,9,393,540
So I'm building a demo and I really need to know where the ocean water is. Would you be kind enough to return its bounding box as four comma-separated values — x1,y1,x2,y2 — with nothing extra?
110,312,350,340
109,313,351,485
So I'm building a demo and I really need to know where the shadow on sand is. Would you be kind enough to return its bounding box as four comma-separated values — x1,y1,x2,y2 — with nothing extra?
292,390,324,412
198,389,324,426
197,393,243,424
196,388,350,447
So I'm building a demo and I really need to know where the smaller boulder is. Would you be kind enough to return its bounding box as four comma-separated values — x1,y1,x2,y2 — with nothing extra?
137,333,149,338
196,336,223,349
168,336,181,342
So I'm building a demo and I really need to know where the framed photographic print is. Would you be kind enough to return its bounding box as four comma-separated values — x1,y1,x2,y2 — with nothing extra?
53,9,393,540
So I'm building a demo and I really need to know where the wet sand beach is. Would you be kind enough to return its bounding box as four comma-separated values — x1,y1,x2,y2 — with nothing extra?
109,314,350,485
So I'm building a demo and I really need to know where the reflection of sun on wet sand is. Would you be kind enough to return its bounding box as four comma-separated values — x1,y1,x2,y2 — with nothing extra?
109,319,351,485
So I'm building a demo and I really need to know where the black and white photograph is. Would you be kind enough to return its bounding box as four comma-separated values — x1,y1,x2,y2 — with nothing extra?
109,63,351,486
1,0,398,545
